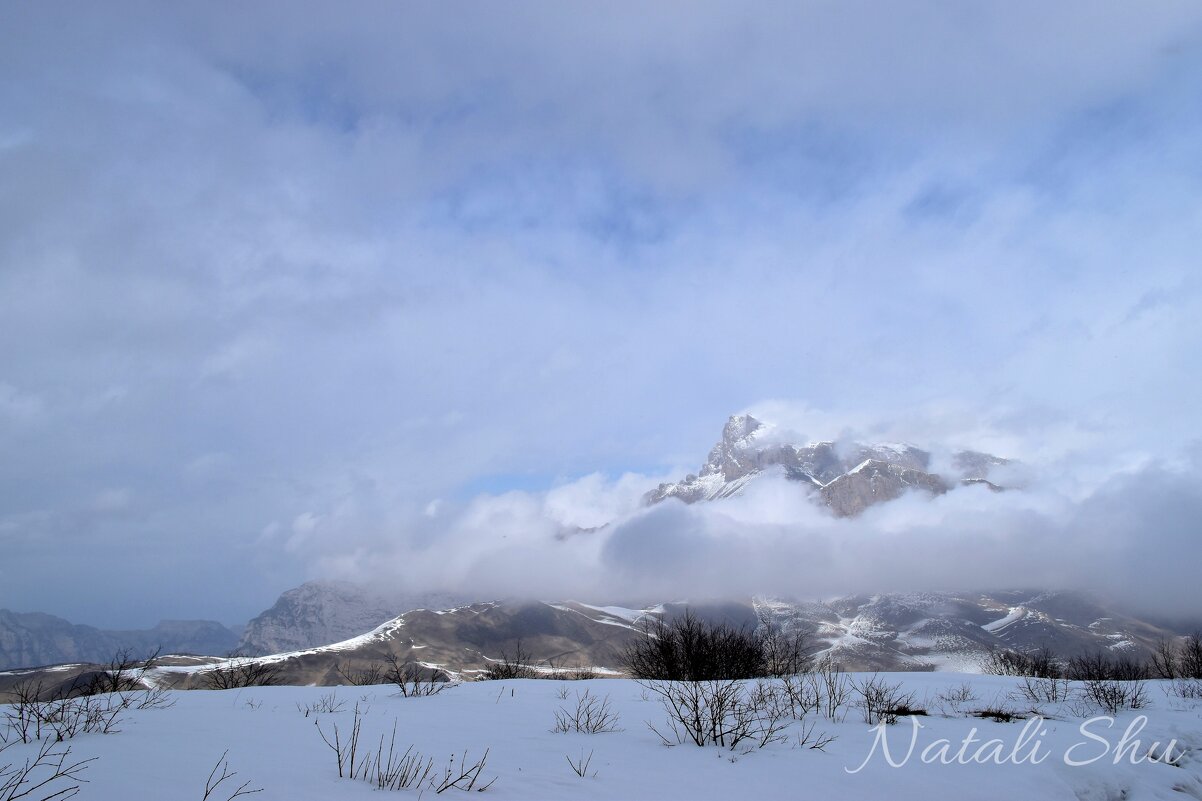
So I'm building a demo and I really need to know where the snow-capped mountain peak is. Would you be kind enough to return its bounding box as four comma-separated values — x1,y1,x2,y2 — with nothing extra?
647,414,1008,516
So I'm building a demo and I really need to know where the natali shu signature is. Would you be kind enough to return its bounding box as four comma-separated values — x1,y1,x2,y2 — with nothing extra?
845,715,1184,773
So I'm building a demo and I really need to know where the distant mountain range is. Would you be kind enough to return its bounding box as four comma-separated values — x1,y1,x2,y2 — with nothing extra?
0,609,238,670
1,586,1185,682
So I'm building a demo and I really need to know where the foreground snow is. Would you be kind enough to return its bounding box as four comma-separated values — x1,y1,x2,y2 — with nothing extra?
6,673,1202,800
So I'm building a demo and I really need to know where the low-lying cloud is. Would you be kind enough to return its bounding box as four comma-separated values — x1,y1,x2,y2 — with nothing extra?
309,418,1202,620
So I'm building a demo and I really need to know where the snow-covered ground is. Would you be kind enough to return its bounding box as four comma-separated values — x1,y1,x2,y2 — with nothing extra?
5,673,1202,800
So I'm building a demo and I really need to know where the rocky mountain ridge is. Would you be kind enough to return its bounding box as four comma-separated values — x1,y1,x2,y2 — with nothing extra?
647,414,1007,516
237,580,466,656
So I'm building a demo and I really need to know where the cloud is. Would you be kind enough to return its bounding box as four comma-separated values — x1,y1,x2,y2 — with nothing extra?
1,3,1201,626
300,430,1202,619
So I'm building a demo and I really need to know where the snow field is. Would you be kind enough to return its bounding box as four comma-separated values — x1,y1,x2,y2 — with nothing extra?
4,673,1202,800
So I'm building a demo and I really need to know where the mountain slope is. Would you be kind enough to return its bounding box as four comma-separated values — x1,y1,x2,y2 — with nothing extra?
238,580,465,655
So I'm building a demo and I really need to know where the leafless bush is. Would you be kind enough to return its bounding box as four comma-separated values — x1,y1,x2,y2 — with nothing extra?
297,692,346,717
778,674,819,719
432,750,495,793
982,647,1062,679
1067,653,1148,682
1080,679,1148,714
315,704,365,780
202,655,284,690
1013,676,1071,706
2,685,124,744
382,654,451,697
853,675,921,725
78,648,161,698
201,750,262,801
565,749,595,778
1,737,94,801
936,682,979,715
481,641,538,680
1185,633,1202,679
1151,633,1202,680
1168,679,1202,700
811,656,850,721
757,610,814,678
551,690,621,734
333,662,386,687
315,705,495,793
972,706,1025,723
642,679,790,750
795,718,837,751
623,611,774,681
542,657,598,681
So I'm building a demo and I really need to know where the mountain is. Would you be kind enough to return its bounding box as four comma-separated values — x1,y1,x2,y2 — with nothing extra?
1,591,1179,691
237,580,464,655
0,609,238,671
756,590,1174,671
646,414,1005,516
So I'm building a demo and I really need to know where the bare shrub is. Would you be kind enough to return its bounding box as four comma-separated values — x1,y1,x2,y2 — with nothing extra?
1013,676,1071,706
853,675,922,725
623,611,771,681
1151,633,1202,680
565,749,595,778
795,718,837,751
201,750,262,801
315,705,495,793
1080,679,1148,714
79,648,161,698
936,682,979,715
297,692,346,717
543,657,598,681
778,674,819,719
1169,679,1202,700
432,750,495,793
1152,639,1181,680
1067,653,1148,682
642,679,790,750
812,656,851,722
551,690,620,734
382,654,451,697
982,647,1062,679
972,706,1025,723
756,610,813,678
202,655,284,690
333,662,385,687
1184,633,1202,679
481,641,538,681
0,737,94,801
2,685,124,744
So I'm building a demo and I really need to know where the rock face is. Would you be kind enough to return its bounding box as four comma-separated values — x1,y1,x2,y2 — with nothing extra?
647,414,1007,516
237,581,465,655
237,581,401,656
0,610,238,671
820,460,950,517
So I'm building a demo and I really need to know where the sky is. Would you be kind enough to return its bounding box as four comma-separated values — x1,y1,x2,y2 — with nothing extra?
2,2,1202,629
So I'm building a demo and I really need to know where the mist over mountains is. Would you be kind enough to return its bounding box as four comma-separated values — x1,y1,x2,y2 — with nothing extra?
4,411,1199,674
